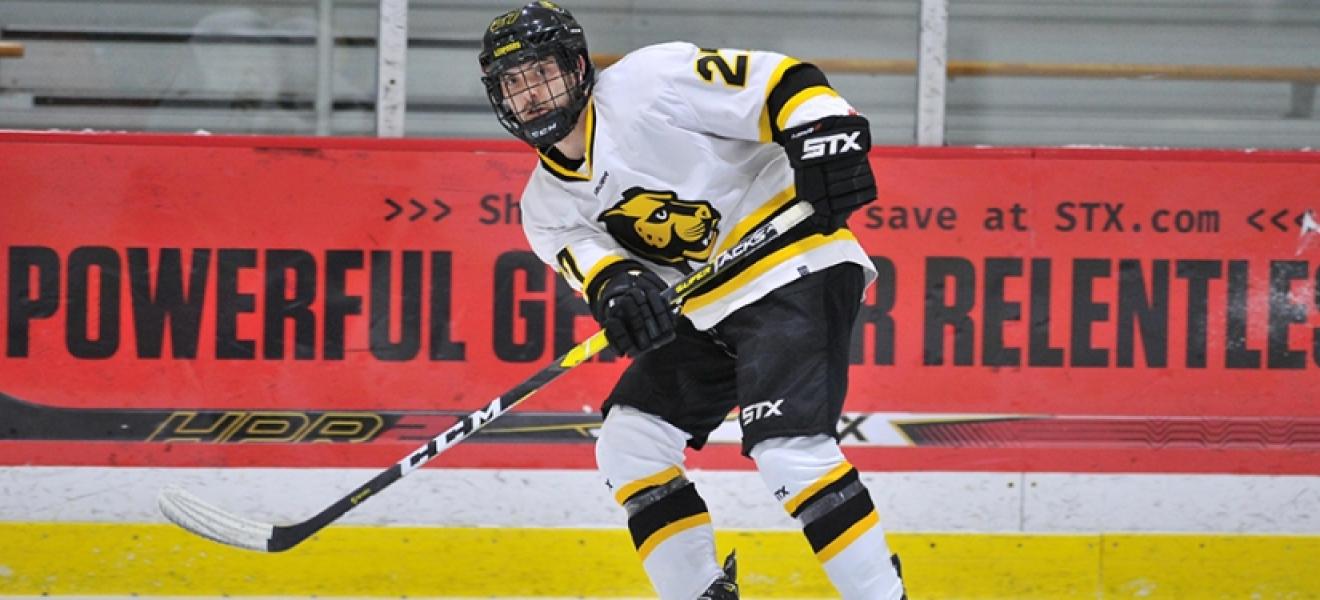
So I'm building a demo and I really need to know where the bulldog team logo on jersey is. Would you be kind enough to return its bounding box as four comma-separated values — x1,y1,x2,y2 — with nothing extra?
598,186,721,265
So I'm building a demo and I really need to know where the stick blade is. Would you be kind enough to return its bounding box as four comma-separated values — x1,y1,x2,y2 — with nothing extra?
158,484,276,552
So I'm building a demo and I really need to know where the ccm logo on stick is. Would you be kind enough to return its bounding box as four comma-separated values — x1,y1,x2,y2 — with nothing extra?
802,132,862,160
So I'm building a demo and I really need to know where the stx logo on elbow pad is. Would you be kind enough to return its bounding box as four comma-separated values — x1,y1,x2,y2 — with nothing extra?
801,131,863,160
741,399,785,425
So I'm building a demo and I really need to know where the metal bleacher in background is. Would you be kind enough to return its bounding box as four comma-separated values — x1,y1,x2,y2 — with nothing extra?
0,0,1316,148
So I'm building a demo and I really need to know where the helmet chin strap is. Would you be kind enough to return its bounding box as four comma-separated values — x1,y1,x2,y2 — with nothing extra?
523,112,571,147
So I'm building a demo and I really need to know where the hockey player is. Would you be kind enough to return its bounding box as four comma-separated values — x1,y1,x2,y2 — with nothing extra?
479,3,906,599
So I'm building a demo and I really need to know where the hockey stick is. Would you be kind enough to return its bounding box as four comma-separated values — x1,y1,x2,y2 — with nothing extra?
158,201,815,552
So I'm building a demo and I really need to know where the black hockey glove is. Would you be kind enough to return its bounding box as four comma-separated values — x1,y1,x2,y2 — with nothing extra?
779,114,877,232
588,264,677,358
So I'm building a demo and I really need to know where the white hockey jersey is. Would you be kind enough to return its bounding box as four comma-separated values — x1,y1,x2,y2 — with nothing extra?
520,41,877,330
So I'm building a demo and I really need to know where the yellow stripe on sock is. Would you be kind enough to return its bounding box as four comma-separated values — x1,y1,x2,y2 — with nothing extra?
783,461,853,515
816,509,879,563
614,465,683,505
637,512,713,561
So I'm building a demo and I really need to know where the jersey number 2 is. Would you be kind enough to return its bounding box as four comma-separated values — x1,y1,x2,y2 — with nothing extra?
696,50,749,87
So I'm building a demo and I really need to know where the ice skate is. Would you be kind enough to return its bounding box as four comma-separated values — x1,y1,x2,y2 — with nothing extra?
697,550,738,599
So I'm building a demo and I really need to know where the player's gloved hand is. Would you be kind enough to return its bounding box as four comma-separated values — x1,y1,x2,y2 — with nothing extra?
779,114,876,232
589,266,677,357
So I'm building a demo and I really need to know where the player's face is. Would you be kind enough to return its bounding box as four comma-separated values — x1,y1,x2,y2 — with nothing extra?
498,56,575,123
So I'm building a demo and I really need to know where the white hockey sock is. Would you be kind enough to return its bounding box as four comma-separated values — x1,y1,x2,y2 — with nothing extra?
820,519,904,600
752,435,905,600
639,515,721,599
596,406,723,599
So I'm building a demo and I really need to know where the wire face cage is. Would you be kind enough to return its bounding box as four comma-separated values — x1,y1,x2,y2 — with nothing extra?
482,48,590,147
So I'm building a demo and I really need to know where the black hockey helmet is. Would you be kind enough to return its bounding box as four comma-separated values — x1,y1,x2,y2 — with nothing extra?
479,2,595,147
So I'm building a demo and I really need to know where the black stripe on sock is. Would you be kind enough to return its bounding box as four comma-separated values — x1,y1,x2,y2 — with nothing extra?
802,488,875,554
627,482,709,550
790,467,861,519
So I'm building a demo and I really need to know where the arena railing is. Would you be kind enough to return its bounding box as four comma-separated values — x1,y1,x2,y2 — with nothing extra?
594,54,1320,120
1,25,1315,136
0,41,25,58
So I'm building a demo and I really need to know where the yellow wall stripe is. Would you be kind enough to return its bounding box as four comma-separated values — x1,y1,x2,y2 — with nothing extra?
613,465,683,505
3,524,1319,597
636,512,713,561
775,85,842,132
815,509,879,563
684,229,857,314
784,462,854,515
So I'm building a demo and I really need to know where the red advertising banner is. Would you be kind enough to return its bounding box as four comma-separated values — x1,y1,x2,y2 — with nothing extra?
2,132,1318,473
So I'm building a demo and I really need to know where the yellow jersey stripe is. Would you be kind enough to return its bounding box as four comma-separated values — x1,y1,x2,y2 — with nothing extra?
581,254,626,297
758,57,803,143
535,100,596,181
585,98,597,172
536,148,589,180
556,247,586,287
683,229,858,315
784,461,855,515
816,509,879,563
637,512,712,561
775,85,841,132
710,186,796,258
614,465,683,506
